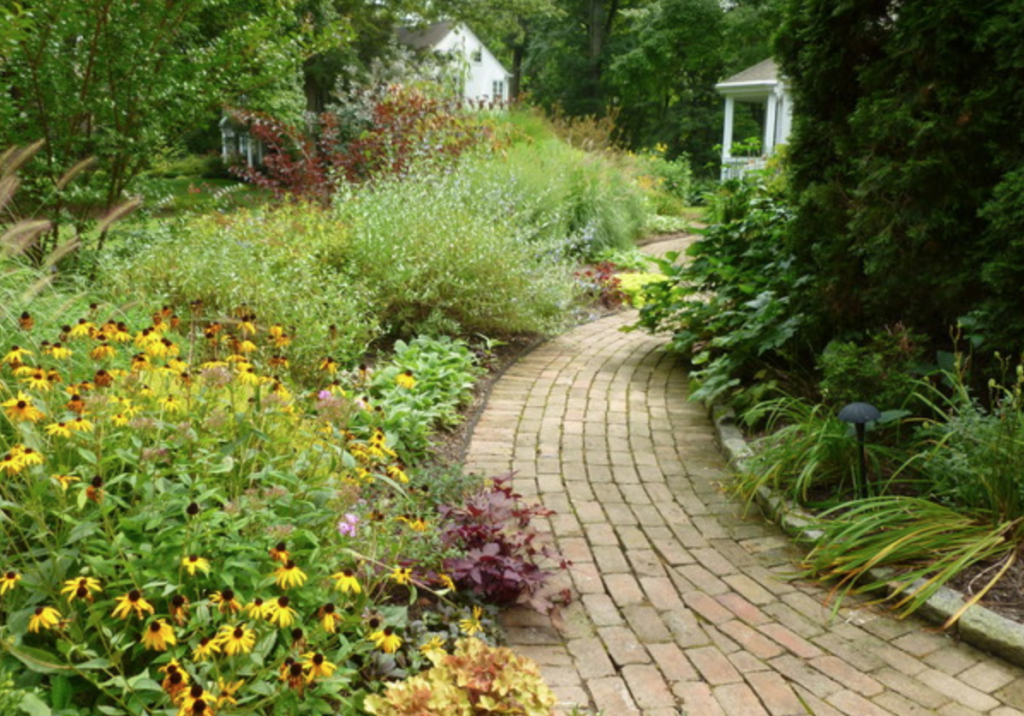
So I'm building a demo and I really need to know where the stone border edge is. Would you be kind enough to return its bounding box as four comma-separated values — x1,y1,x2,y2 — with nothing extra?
709,404,1024,668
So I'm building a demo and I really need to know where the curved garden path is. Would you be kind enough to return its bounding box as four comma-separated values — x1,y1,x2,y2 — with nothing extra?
464,236,1024,716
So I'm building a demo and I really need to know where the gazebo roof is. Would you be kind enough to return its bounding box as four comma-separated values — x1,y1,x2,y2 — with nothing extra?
715,58,783,99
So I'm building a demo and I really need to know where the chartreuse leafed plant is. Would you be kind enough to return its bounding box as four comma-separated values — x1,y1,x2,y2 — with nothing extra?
0,291,549,714
363,638,556,716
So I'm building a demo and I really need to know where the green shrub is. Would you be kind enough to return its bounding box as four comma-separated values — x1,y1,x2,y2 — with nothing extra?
818,325,928,411
101,204,379,379
331,168,578,338
617,272,667,308
630,176,807,408
146,153,226,179
634,145,693,204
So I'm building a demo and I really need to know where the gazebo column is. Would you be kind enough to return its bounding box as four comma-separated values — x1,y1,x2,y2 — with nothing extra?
763,92,778,156
722,95,735,158
721,96,735,180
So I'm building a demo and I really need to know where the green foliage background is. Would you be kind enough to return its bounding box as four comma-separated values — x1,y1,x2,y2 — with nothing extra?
775,0,1024,352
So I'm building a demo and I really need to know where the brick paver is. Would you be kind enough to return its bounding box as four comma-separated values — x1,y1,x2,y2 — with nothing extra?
464,236,1024,715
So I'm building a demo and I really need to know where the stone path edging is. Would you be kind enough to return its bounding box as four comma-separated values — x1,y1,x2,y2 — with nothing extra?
712,406,1024,668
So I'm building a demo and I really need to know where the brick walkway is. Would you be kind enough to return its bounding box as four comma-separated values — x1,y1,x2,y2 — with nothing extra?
463,241,1024,716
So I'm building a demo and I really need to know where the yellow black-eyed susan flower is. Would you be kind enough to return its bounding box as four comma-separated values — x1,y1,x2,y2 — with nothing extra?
159,394,184,413
45,342,73,360
52,474,80,491
182,555,211,576
213,680,242,710
112,589,155,620
331,568,361,595
395,370,416,389
61,576,102,604
318,356,339,375
303,652,337,683
177,684,215,716
69,320,94,339
22,369,51,391
317,603,341,633
159,659,190,702
267,595,297,628
273,560,307,590
0,453,23,476
369,626,402,654
28,605,63,633
459,606,485,636
141,619,176,651
89,343,116,361
215,624,255,656
2,345,31,364
243,597,272,621
390,566,413,586
3,392,45,422
12,446,42,468
0,570,21,595
193,636,221,662
18,311,33,330
45,421,72,438
68,416,95,433
210,588,241,615
268,542,289,564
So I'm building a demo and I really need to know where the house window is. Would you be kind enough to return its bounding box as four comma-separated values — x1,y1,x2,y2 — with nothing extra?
471,47,482,63
492,80,504,99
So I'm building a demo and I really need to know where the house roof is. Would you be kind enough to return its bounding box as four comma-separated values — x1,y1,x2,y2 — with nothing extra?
397,21,454,51
716,58,780,90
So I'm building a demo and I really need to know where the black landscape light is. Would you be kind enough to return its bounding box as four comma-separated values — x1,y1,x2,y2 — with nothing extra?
838,402,882,499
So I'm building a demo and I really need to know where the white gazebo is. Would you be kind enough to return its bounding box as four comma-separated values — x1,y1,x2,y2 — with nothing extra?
715,59,793,180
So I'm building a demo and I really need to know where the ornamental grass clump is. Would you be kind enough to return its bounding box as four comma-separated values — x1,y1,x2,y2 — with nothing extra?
0,294,507,714
743,358,1024,626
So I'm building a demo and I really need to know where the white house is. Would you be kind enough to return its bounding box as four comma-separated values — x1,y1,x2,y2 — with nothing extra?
715,59,793,180
397,21,511,103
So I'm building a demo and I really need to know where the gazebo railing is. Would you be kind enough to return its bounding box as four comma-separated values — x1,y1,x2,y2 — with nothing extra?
721,155,768,181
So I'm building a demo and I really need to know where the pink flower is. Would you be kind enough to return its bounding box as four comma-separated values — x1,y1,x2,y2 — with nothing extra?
337,513,359,537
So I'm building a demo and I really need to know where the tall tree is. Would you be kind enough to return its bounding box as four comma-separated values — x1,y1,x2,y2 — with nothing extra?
606,0,724,163
1,0,344,254
775,0,1024,349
